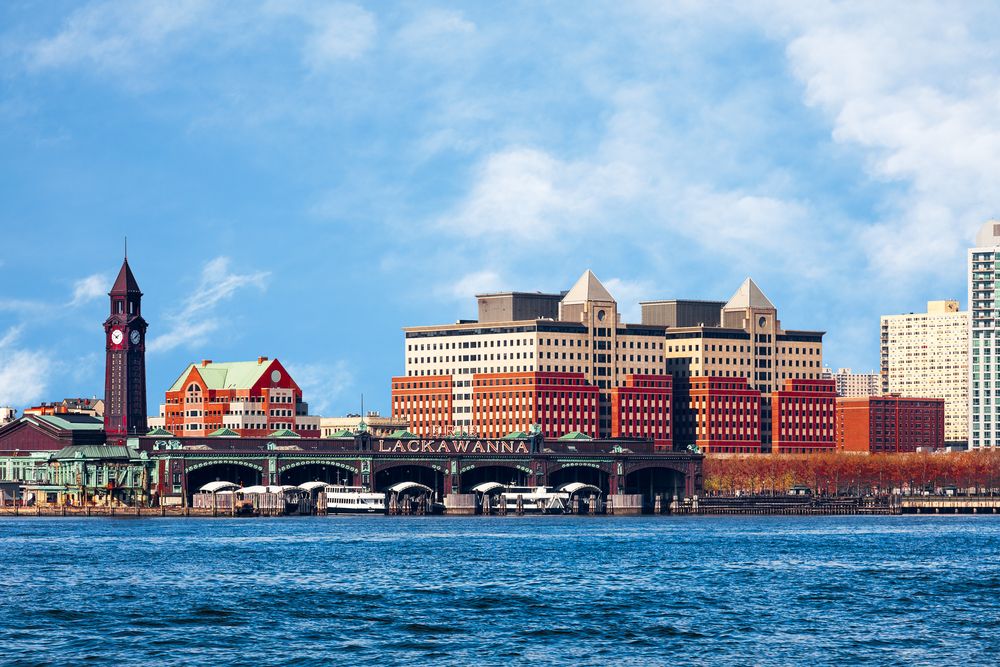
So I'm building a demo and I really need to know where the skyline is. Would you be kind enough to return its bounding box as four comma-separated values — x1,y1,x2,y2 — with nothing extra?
2,1,999,415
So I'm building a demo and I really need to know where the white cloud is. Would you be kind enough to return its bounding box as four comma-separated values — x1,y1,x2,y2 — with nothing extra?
28,0,209,76
0,326,51,407
70,273,108,306
603,277,654,323
300,4,377,68
148,257,270,353
285,360,353,416
397,9,476,59
446,270,505,302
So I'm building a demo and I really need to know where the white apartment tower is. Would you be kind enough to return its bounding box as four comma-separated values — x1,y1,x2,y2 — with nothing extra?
969,221,1000,448
822,368,881,398
881,301,969,445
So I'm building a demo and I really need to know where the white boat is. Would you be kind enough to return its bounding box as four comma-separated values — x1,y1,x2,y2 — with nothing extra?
499,485,569,514
324,485,386,514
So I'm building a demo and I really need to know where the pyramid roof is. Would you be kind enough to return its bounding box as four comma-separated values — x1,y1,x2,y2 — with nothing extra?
561,270,615,304
724,278,775,311
110,258,142,296
168,359,280,392
268,428,300,438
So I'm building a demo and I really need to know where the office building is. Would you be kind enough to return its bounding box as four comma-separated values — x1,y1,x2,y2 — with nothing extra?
836,396,945,453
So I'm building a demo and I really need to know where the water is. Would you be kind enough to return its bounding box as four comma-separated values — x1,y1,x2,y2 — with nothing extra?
1,516,998,666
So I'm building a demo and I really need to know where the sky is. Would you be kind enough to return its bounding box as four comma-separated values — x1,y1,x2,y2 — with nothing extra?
1,0,997,417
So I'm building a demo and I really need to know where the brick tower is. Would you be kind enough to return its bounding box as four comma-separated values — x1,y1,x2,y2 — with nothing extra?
103,255,148,443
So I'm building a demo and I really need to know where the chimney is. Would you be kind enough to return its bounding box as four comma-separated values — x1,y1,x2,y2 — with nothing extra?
258,356,268,365
201,360,212,367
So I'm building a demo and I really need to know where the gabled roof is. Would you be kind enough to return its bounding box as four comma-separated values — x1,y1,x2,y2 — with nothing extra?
208,427,240,437
168,359,281,392
558,431,593,440
268,428,300,438
52,445,137,460
502,431,529,439
561,270,615,304
110,258,142,296
389,429,418,439
146,427,174,436
326,429,354,438
34,414,104,431
724,278,775,311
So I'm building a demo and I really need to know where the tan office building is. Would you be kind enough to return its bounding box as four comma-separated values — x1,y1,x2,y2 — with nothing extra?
881,300,969,445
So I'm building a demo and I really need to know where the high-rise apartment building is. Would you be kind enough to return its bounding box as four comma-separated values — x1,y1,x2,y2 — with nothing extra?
880,300,968,445
822,368,881,397
969,221,1000,449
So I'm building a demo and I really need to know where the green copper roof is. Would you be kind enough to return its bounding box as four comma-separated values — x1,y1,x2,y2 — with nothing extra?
502,431,529,439
558,431,593,440
389,429,418,439
52,445,138,460
268,428,300,438
326,429,354,438
168,360,278,392
146,427,174,436
208,427,240,437
34,414,104,431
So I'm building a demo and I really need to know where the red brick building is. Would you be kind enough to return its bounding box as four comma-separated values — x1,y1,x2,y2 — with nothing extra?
391,375,454,436
164,357,319,438
470,372,600,439
836,395,945,453
611,374,672,449
771,379,836,454
687,377,762,454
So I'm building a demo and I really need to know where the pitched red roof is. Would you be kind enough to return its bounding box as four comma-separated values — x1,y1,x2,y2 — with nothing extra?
110,258,142,296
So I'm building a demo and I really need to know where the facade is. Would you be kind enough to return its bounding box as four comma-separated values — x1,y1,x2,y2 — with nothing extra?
881,300,968,445
610,375,672,448
320,413,410,438
771,379,837,454
163,357,320,438
836,396,945,454
969,221,1000,449
394,271,668,439
682,377,762,454
665,279,825,451
822,368,880,398
470,372,600,440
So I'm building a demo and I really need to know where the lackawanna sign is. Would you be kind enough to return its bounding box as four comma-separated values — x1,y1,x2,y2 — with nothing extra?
375,439,531,455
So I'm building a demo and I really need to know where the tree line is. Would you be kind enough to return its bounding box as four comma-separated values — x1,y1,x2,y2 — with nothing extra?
702,450,1000,496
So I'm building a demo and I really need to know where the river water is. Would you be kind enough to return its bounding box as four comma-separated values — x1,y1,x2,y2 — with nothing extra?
0,515,998,665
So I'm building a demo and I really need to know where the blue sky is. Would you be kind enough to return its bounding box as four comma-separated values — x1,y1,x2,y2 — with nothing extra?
1,1,997,416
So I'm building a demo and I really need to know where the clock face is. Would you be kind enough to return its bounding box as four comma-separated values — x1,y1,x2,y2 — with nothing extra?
111,329,124,345
130,330,141,345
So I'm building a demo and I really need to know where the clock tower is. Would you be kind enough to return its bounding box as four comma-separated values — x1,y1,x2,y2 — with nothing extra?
103,255,148,444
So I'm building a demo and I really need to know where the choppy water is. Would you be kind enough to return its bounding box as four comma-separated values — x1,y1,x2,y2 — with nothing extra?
1,516,998,666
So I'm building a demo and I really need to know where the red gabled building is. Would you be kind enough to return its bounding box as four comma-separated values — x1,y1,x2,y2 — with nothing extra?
611,374,672,450
771,378,836,454
163,357,319,438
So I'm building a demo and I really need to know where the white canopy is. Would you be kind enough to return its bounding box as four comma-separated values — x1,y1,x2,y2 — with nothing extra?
298,481,330,492
556,482,602,497
199,481,239,493
387,481,433,495
470,482,505,494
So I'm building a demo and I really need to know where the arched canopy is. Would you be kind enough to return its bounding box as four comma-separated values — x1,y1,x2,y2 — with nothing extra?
470,482,505,494
557,482,602,498
387,481,433,495
298,481,329,492
199,481,238,493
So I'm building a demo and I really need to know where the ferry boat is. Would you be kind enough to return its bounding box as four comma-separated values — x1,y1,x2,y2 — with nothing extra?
499,485,569,514
324,485,386,514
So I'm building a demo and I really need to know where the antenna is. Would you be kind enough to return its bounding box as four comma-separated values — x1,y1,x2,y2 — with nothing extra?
124,236,128,260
